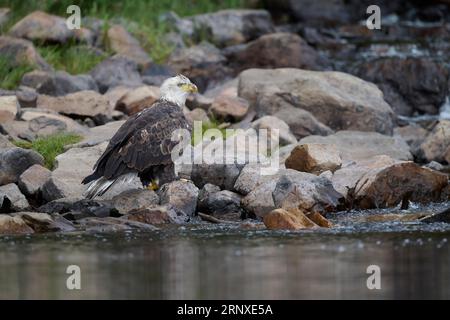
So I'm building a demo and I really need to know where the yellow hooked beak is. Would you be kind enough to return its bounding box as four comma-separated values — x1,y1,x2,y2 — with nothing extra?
181,83,198,93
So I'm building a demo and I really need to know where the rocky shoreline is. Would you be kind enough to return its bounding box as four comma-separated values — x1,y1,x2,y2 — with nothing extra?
1,1,450,235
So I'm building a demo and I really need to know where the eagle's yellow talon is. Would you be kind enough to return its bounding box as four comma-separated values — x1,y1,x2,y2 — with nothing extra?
146,180,159,191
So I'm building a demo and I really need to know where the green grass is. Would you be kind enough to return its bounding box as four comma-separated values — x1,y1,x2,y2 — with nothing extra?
13,133,83,169
37,44,109,74
0,56,35,90
191,118,236,145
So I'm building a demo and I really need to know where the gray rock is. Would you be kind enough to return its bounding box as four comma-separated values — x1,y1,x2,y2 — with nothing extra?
0,36,51,70
0,183,30,212
124,204,187,224
0,8,10,28
0,214,34,234
394,124,429,156
109,189,159,215
417,120,450,163
189,9,274,47
38,197,120,219
90,55,142,93
0,95,18,123
238,68,395,135
77,216,158,233
241,168,343,217
424,161,445,172
299,130,413,161
70,120,125,148
9,11,75,43
421,208,450,224
18,164,51,198
0,147,44,185
199,189,243,217
21,70,98,96
159,180,199,216
251,115,297,145
0,134,14,149
168,42,231,92
233,164,264,196
14,211,76,232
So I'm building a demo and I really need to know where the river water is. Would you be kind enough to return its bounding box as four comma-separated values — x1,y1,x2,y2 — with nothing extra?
1,205,450,299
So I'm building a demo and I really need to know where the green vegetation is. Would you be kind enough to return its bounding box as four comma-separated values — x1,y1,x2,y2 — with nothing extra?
37,44,109,74
192,118,236,145
0,56,34,90
13,133,83,169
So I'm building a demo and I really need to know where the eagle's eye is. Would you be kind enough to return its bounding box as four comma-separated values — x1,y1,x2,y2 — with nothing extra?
177,83,184,87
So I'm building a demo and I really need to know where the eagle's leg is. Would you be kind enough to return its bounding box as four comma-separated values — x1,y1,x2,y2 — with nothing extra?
147,179,159,191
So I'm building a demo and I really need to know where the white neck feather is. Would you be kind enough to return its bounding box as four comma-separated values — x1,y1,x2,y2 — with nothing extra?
160,90,188,106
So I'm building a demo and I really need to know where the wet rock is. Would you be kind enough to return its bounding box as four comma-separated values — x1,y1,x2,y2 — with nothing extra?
198,188,243,218
18,164,51,198
332,156,448,209
0,183,30,212
418,120,450,163
0,8,10,27
21,70,98,96
299,130,412,161
125,204,187,224
21,108,89,137
421,207,450,224
106,24,152,68
263,208,318,230
168,42,231,92
0,36,51,70
159,180,199,217
38,197,120,219
354,58,449,116
239,68,395,135
360,213,427,223
109,189,159,215
189,9,274,47
209,94,249,122
0,215,34,234
90,55,142,93
273,106,333,140
285,143,342,174
251,116,297,145
16,211,75,232
9,11,75,43
225,33,328,74
115,85,160,115
77,216,158,233
0,96,18,123
394,124,428,156
37,90,112,122
241,169,343,217
0,147,44,185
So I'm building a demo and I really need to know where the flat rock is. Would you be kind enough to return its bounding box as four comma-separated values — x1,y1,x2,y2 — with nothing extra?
21,70,98,96
0,183,30,212
109,189,159,215
18,164,51,198
285,143,342,174
0,147,44,185
238,68,395,135
124,204,186,224
299,130,412,161
9,11,75,43
70,120,125,148
106,24,152,68
16,211,75,232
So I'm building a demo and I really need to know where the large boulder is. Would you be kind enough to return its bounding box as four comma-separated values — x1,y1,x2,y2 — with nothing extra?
208,94,249,122
18,164,51,198
109,189,159,214
238,68,395,135
418,120,450,163
299,130,412,161
37,90,112,122
70,120,125,148
115,85,160,115
241,168,343,217
0,36,51,70
354,58,449,116
21,70,98,96
90,55,142,93
285,143,342,174
332,156,448,209
168,42,231,92
106,24,152,68
0,147,44,185
263,208,331,230
9,11,75,43
225,33,328,74
0,183,30,212
188,9,274,47
251,116,297,145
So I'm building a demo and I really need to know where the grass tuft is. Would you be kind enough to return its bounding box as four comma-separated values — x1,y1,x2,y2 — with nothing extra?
13,133,83,169
0,56,35,90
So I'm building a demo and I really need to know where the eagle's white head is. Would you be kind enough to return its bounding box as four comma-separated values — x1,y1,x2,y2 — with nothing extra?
160,74,198,106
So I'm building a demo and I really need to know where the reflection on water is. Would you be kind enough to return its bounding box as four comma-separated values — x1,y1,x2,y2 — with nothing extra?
1,222,450,299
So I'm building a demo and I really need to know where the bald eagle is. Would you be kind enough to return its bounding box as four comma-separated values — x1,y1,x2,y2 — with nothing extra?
82,75,197,199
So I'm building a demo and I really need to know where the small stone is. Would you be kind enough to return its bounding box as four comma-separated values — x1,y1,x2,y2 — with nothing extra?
18,164,51,198
0,147,44,185
0,183,30,212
